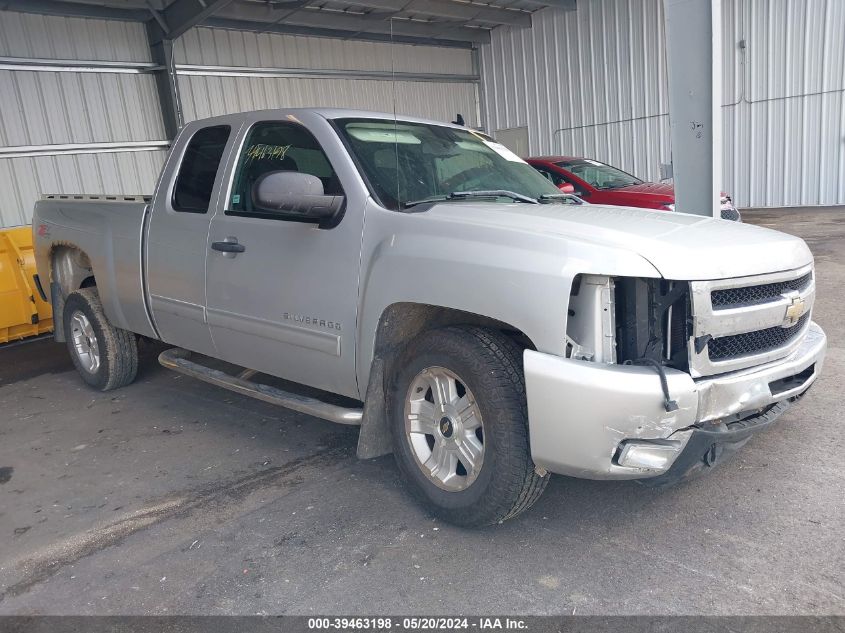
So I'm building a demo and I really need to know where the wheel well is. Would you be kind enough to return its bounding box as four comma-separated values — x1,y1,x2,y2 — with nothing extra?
49,246,95,343
51,245,95,296
372,303,536,367
356,303,536,461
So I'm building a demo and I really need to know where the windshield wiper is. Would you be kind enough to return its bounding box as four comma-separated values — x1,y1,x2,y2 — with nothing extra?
402,195,449,208
404,190,538,208
449,190,539,204
537,193,584,205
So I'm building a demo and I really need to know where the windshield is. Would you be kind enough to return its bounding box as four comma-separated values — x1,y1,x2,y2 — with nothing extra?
335,118,562,210
556,159,643,190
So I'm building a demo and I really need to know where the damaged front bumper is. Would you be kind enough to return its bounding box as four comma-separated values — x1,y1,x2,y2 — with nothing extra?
524,321,826,481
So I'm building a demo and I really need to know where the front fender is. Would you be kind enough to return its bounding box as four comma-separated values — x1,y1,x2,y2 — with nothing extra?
354,201,661,396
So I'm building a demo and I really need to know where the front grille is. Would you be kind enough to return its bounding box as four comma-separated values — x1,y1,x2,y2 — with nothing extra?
689,266,815,376
720,207,740,221
711,272,812,309
707,313,810,361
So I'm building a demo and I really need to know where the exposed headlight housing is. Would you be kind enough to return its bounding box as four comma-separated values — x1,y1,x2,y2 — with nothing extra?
565,274,616,364
614,277,691,372
565,276,691,372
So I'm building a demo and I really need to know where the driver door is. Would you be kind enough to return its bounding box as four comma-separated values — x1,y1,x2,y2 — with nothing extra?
204,119,364,399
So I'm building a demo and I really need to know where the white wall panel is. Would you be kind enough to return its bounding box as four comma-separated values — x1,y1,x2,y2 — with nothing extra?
725,0,845,208
175,27,474,75
0,71,165,147
179,75,478,127
0,151,166,227
0,14,477,228
0,11,164,227
482,0,670,192
0,11,151,62
175,26,479,127
481,0,845,209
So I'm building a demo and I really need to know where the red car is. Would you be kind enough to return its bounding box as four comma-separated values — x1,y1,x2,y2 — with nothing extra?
526,156,740,221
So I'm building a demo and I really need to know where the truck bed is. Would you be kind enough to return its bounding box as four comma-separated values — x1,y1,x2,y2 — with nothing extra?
33,193,157,340
41,194,151,203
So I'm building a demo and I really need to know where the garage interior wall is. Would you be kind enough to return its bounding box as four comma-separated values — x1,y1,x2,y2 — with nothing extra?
0,10,478,229
481,0,845,209
0,11,168,229
174,27,478,126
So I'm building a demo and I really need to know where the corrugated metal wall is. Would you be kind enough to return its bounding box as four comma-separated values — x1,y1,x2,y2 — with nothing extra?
173,27,478,125
0,12,478,228
723,0,845,207
2,2,841,226
178,74,478,126
481,0,845,209
175,28,472,74
0,11,167,228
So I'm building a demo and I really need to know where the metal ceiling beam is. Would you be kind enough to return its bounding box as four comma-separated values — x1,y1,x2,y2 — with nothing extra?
148,0,237,42
287,11,491,43
1,0,492,45
177,62,478,81
517,0,575,10
0,0,148,21
332,0,531,27
204,16,476,48
212,3,491,43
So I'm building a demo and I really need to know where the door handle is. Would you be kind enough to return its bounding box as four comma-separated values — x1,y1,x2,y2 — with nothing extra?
211,238,245,254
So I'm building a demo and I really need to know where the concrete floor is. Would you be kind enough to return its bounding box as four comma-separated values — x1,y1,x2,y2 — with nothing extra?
0,209,843,615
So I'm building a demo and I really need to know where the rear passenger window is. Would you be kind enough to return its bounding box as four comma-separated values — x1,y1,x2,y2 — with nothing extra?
172,125,230,213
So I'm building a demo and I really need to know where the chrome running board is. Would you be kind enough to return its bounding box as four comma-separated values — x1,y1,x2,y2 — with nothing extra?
158,348,363,426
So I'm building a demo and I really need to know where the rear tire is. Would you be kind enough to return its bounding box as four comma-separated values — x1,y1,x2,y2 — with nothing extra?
63,288,138,391
389,326,549,527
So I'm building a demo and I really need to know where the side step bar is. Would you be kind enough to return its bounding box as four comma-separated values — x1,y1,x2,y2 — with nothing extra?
158,348,363,426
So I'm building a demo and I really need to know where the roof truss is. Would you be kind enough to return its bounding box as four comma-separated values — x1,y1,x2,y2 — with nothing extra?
1,0,576,47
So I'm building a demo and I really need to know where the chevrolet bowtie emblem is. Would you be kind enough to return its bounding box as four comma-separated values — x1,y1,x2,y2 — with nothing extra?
783,295,806,326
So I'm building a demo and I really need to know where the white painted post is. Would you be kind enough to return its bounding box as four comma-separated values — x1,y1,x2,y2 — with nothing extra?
663,0,722,218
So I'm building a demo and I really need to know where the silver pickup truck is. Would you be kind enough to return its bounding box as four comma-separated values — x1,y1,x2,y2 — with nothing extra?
32,108,826,526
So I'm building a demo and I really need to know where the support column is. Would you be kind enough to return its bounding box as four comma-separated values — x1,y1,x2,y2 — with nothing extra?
663,0,722,217
471,45,487,132
147,23,183,140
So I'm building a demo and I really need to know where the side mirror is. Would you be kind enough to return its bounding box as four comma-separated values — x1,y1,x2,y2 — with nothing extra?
252,171,344,228
557,182,575,194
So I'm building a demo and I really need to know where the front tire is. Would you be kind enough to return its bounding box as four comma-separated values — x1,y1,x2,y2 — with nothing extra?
63,288,138,391
389,326,549,526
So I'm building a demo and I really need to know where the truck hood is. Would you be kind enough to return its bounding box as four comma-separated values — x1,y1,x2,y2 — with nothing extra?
424,202,812,280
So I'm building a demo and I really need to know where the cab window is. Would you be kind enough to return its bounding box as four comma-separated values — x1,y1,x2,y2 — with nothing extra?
172,125,230,213
229,122,342,216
